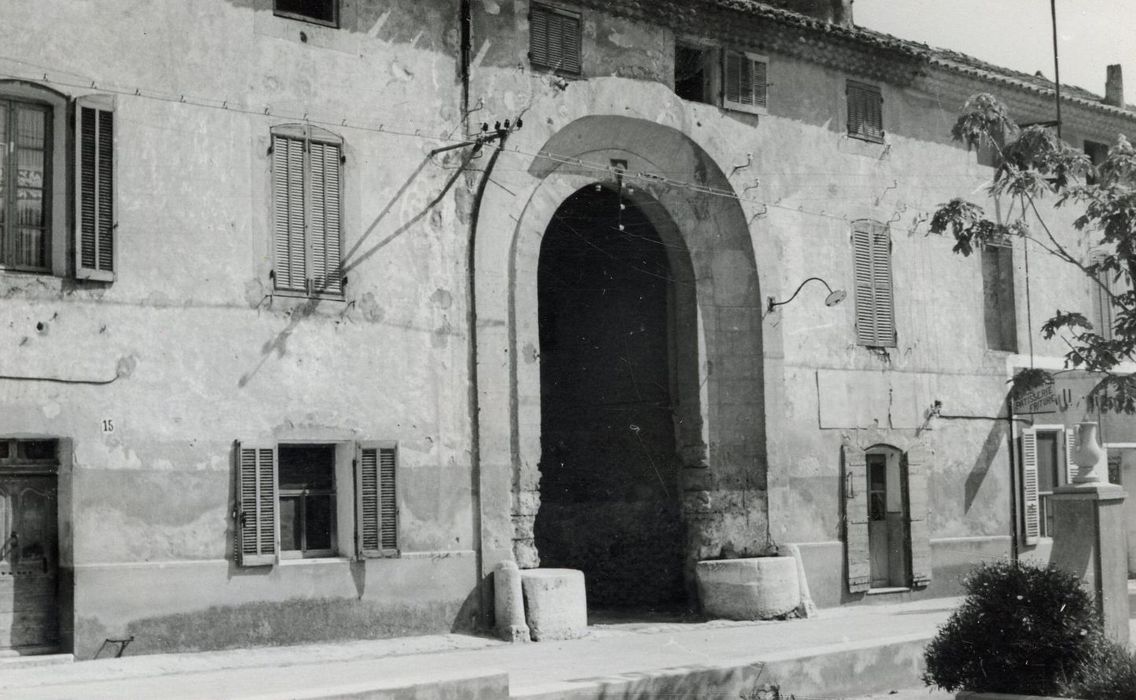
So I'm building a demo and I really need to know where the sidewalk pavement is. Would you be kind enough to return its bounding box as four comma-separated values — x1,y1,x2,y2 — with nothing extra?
0,596,965,699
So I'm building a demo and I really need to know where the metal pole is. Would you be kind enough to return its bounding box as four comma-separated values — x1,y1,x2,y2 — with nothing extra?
1050,0,1063,138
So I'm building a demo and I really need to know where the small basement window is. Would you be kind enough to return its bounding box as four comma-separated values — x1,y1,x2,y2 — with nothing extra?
274,0,338,27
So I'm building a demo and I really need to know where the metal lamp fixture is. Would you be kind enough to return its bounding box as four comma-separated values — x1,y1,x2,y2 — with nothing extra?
767,277,846,312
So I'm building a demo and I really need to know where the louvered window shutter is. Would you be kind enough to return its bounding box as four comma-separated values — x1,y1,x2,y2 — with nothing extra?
843,444,870,593
235,442,277,566
76,95,115,281
847,82,884,143
272,134,306,293
870,224,896,346
1064,427,1078,485
1021,429,1040,545
309,140,342,295
904,448,932,587
530,4,581,74
356,442,398,557
1091,254,1115,341
852,221,895,347
722,52,767,113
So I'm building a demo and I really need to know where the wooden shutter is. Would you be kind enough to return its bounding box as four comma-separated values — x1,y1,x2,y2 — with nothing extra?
235,442,277,566
853,221,895,347
309,140,342,295
356,442,398,557
1021,429,1040,545
530,4,581,74
847,81,883,143
75,95,115,281
904,448,932,587
723,51,767,112
1064,427,1078,485
843,444,870,593
1090,254,1115,341
272,133,306,293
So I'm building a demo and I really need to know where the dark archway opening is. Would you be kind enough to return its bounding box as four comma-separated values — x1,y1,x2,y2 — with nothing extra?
534,185,686,613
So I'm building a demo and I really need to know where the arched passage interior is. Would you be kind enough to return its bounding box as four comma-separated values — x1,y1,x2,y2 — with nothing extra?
534,184,686,611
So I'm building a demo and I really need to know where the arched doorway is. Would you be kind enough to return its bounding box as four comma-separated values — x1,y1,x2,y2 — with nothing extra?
534,184,685,611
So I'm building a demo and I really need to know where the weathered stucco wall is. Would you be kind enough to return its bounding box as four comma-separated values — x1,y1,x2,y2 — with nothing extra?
469,0,1130,608
2,0,1130,655
0,0,476,655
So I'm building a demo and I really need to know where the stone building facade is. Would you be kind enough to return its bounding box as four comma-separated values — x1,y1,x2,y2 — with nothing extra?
0,0,1132,656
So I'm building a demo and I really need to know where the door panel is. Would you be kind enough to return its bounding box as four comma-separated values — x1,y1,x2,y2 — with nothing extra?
0,475,59,651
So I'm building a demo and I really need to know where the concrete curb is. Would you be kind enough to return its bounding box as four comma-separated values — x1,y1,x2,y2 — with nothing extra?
513,633,933,699
956,693,1067,700
193,670,510,700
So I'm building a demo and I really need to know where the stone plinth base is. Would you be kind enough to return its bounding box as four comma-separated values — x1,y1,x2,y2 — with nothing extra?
696,557,801,620
519,568,587,641
1050,482,1129,643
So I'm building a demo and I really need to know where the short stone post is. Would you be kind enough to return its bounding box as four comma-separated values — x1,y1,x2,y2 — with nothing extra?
1049,423,1130,643
493,561,530,643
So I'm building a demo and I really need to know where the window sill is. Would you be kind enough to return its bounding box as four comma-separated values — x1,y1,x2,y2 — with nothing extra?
866,586,910,595
277,556,352,566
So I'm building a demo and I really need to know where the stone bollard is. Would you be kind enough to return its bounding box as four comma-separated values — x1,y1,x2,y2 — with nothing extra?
493,561,530,643
519,568,587,641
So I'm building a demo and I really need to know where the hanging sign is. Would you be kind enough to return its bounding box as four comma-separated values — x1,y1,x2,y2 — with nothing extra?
1012,383,1058,414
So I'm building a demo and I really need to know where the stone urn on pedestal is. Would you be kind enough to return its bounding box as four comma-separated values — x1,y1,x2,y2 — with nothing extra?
1071,421,1106,483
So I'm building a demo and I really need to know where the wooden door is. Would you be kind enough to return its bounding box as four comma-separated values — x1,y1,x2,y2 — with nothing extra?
0,475,59,651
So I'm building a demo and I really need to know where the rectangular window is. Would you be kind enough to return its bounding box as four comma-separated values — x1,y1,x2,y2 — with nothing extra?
271,125,343,297
1021,427,1075,543
1,99,50,272
529,4,581,75
847,81,884,143
722,50,768,114
278,445,336,558
274,0,338,26
981,240,1017,352
852,220,896,347
674,43,713,104
234,440,398,566
1084,140,1108,185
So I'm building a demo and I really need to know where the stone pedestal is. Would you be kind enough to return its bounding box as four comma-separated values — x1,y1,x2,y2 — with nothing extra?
695,556,801,620
519,568,587,641
1050,483,1130,643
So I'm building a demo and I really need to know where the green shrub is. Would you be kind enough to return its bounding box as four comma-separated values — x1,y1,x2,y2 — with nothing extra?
1059,637,1136,700
923,560,1101,695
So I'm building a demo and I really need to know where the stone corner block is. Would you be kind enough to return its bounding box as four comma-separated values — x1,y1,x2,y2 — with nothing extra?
519,568,588,641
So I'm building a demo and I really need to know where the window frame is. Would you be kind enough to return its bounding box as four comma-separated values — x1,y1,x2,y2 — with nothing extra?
276,443,338,560
720,49,768,115
273,0,339,28
528,2,582,76
846,80,884,144
1020,425,1076,543
981,237,1018,352
269,123,345,299
0,81,68,278
234,439,399,567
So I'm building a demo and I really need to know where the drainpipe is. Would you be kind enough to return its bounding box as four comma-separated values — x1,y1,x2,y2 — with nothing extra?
460,0,472,128
468,132,509,630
